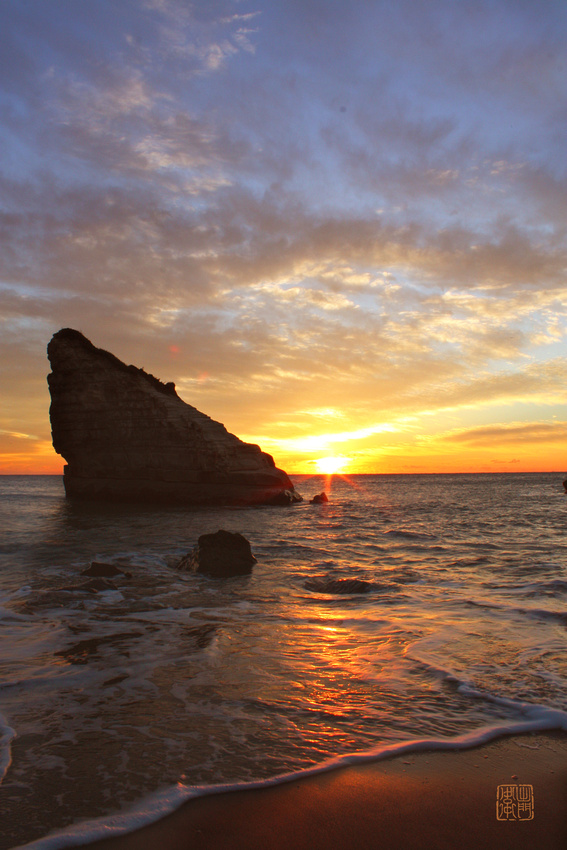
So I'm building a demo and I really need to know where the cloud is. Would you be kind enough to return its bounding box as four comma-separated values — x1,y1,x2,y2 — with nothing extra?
443,421,567,447
0,429,39,441
1,0,566,473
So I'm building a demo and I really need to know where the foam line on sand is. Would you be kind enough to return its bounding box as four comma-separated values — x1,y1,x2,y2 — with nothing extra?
17,729,567,850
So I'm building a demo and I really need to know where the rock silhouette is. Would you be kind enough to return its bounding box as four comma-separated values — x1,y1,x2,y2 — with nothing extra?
47,329,302,506
309,492,329,504
80,562,132,578
175,529,257,577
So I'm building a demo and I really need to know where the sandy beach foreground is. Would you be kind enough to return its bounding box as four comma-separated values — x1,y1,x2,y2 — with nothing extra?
62,731,566,850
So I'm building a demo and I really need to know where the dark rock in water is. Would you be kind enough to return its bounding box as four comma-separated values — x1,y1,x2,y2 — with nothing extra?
47,328,303,506
309,492,329,504
81,562,132,578
266,489,303,506
176,529,257,577
57,624,214,667
304,576,372,594
55,631,143,665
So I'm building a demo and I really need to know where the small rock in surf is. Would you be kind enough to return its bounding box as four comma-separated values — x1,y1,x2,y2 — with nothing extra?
176,529,257,578
309,492,329,504
81,562,132,578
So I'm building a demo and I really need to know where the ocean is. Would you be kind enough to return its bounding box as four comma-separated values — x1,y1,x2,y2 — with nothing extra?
1,472,566,849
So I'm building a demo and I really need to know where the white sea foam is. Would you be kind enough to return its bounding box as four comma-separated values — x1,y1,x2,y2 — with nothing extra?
14,714,567,850
0,712,15,784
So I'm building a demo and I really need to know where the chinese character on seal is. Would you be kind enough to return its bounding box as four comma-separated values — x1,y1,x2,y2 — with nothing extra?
496,784,534,820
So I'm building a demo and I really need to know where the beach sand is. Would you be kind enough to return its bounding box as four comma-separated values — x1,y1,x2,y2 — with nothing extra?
66,731,566,850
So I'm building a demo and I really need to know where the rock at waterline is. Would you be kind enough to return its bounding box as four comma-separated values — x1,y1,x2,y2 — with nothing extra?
267,489,303,506
47,328,302,506
309,492,329,504
81,562,132,578
176,529,257,578
304,576,372,594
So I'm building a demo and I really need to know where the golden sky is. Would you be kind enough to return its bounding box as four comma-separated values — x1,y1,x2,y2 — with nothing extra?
1,0,566,476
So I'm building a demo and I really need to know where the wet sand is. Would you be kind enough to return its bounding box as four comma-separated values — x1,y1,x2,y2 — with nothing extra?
68,731,567,850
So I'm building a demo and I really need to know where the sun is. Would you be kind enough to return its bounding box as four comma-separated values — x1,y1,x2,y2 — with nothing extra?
315,456,349,475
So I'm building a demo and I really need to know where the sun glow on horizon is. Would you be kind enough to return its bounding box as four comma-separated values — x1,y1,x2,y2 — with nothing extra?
315,456,350,475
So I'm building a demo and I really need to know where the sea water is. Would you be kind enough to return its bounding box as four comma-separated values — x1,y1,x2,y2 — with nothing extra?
1,473,566,848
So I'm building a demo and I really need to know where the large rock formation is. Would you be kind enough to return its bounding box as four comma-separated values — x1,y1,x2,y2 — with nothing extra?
47,329,302,506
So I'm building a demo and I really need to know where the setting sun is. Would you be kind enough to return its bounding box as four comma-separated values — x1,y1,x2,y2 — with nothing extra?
315,456,350,475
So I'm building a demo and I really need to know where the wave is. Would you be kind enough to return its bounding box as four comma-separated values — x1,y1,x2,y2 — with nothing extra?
15,707,567,850
382,529,437,541
464,597,567,626
520,578,567,597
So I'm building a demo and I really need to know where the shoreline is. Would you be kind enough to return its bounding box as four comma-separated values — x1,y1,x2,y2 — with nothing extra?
18,730,567,850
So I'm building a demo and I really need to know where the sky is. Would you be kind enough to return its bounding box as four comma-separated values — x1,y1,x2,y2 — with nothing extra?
1,0,566,476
